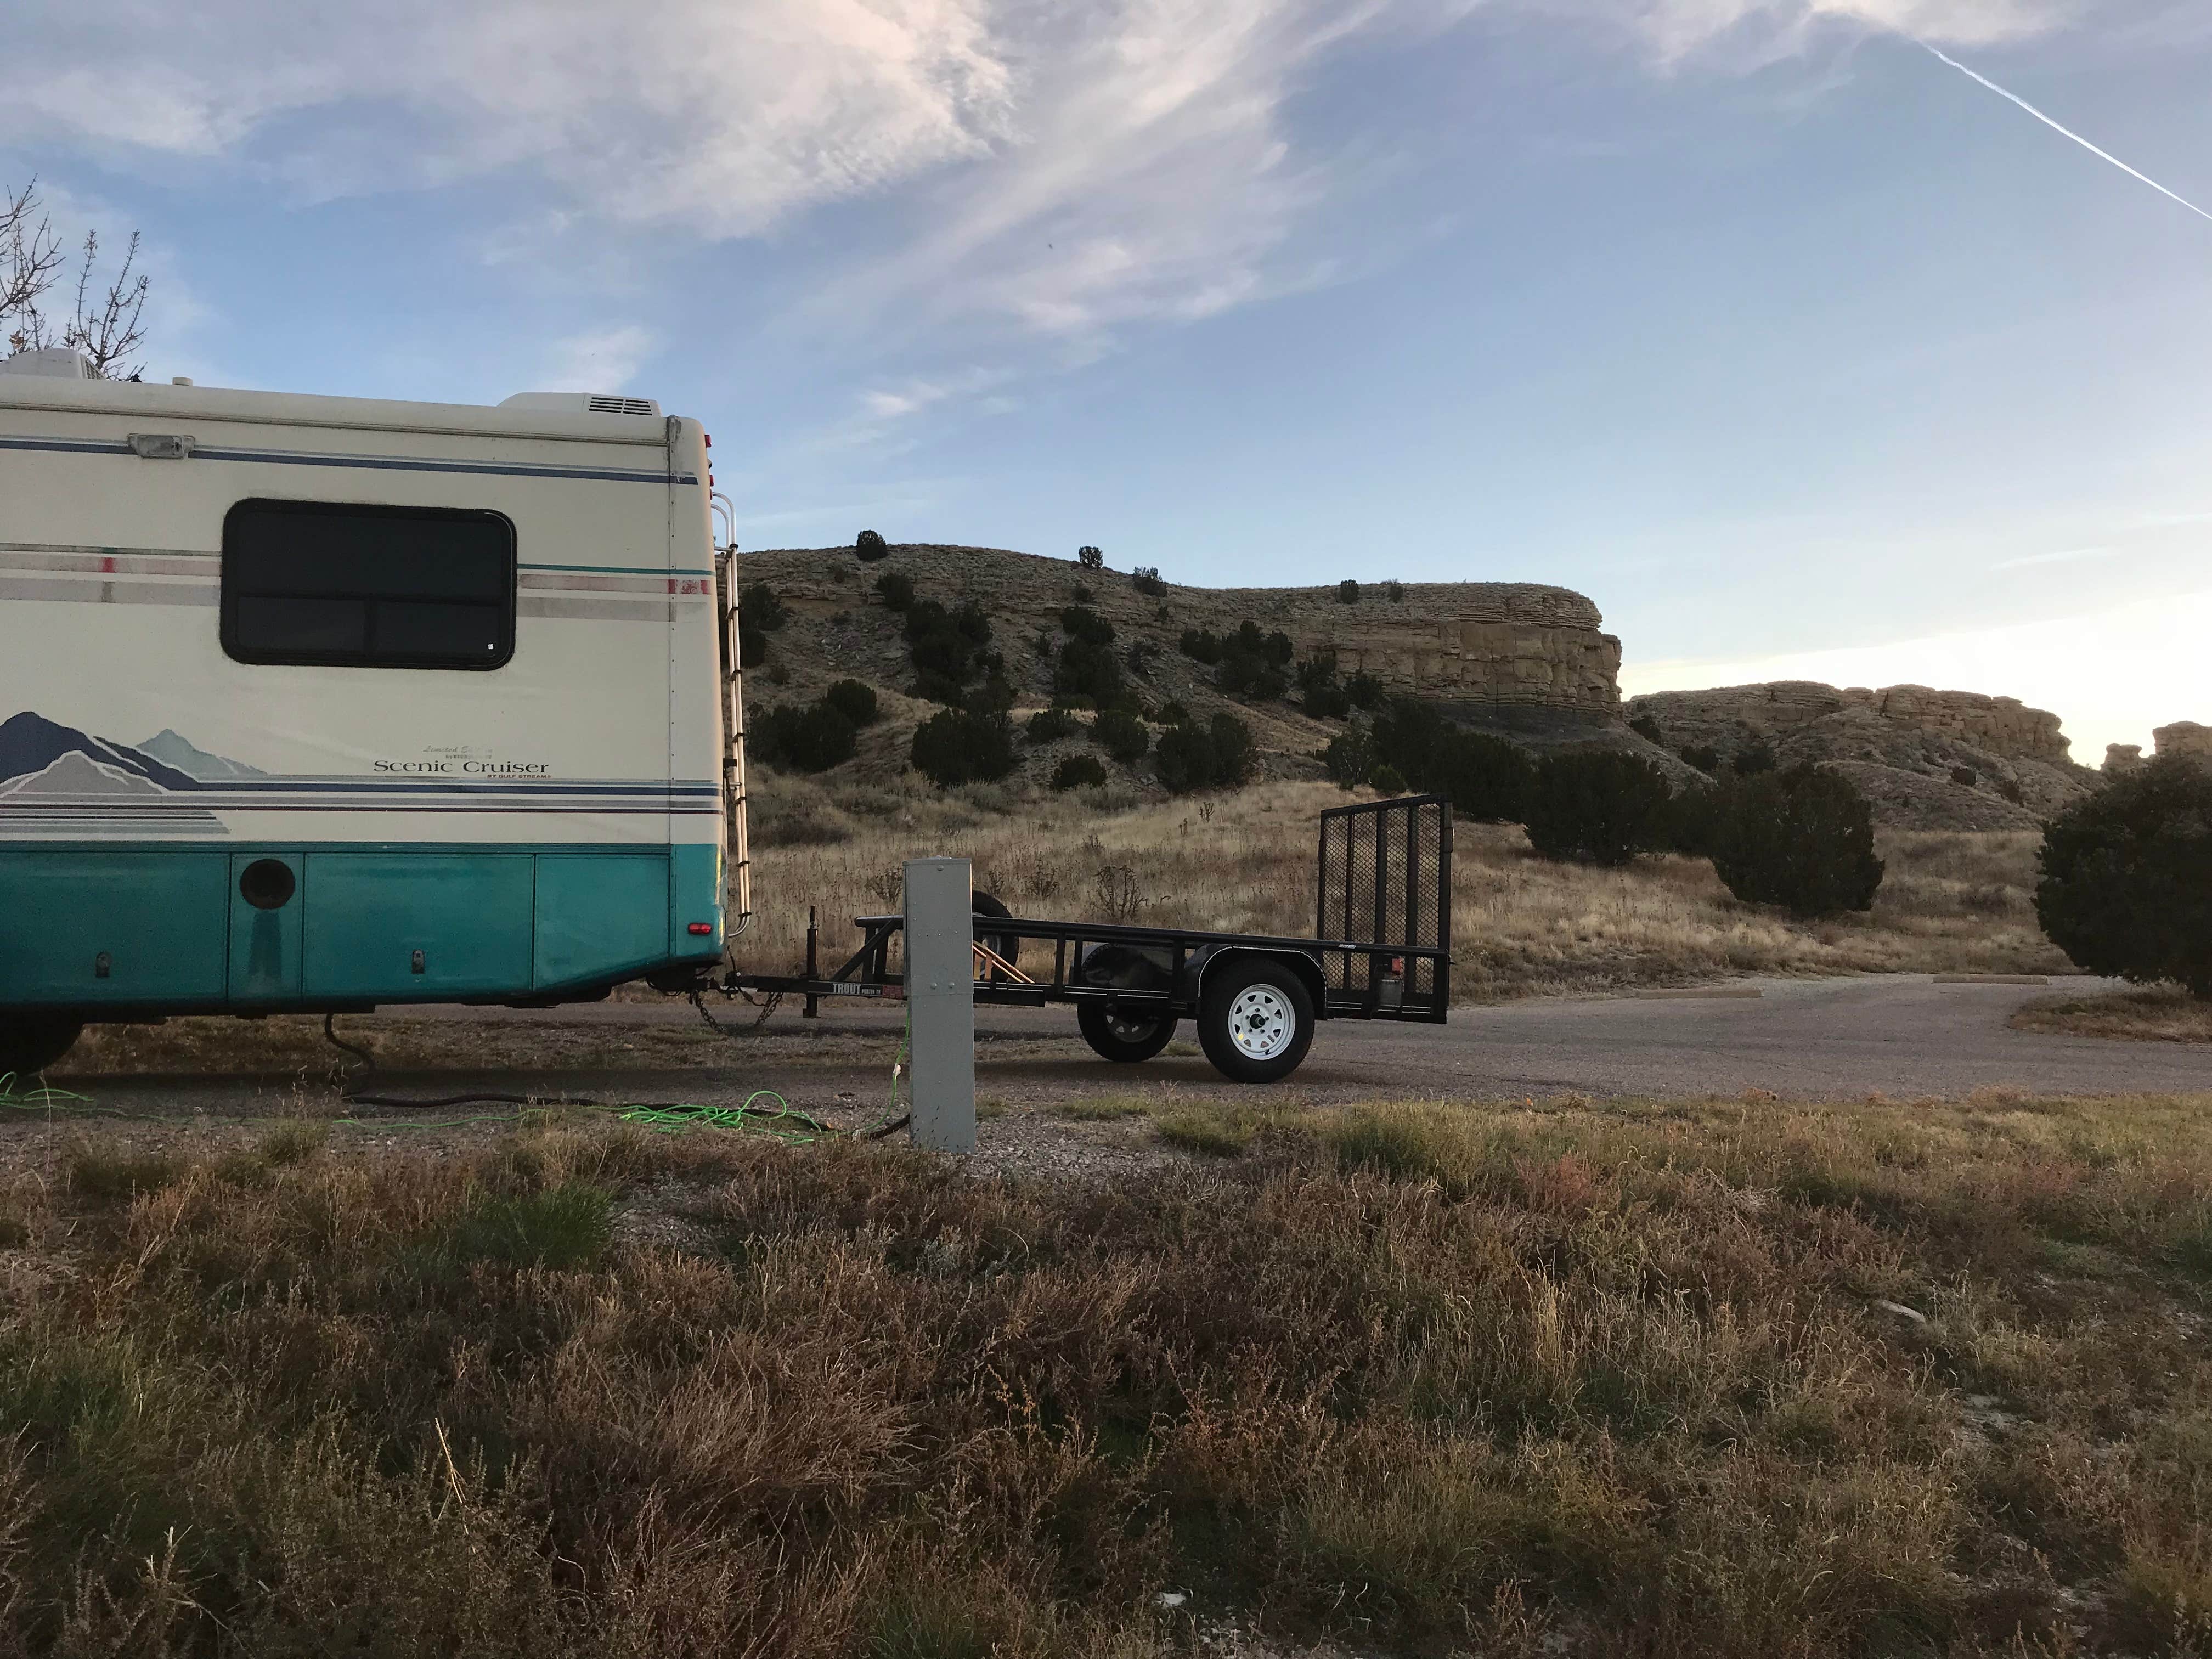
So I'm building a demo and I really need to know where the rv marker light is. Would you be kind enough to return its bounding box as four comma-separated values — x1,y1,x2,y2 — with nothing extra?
687,922,714,935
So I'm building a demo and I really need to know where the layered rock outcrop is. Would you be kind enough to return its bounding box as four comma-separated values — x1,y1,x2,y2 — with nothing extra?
1630,682,2072,766
746,544,1621,721
731,543,1628,791
1858,685,2073,766
2155,721,2212,764
1212,582,1621,718
1625,681,2097,830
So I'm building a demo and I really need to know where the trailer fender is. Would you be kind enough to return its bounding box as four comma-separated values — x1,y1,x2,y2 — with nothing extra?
1192,945,1328,1019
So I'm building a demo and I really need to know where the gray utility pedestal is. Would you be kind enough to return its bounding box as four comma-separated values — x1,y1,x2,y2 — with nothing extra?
902,857,976,1153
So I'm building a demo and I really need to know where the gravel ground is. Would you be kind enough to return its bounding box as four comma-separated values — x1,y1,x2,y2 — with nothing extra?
0,1076,1205,1190
15,973,2205,1185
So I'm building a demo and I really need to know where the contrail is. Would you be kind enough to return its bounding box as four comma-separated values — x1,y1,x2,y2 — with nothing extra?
1921,41,2212,224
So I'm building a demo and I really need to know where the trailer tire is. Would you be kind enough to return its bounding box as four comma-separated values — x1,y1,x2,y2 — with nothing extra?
0,1013,84,1081
972,890,1019,973
1077,1003,1176,1064
1197,959,1314,1084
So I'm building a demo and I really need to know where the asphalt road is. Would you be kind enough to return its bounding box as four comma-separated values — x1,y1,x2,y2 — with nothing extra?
47,975,2207,1123
763,974,2208,1101
1333,975,2211,1100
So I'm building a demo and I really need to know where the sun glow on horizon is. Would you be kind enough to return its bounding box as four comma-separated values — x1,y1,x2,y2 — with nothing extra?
1620,588,2212,765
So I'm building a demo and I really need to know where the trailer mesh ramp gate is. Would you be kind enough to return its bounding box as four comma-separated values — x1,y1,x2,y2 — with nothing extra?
1316,793,1451,1020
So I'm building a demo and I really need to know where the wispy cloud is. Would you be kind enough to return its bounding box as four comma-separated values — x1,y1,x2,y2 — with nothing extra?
857,367,1011,420
814,1,1433,341
3,0,1475,351
540,324,658,392
3,0,2077,406
1990,543,2117,569
1582,0,2069,63
3,1,1014,235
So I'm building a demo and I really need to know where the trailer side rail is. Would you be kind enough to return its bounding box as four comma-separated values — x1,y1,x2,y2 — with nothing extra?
734,913,1444,1018
723,793,1452,1031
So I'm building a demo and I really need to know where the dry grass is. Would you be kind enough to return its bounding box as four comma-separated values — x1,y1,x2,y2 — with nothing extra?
61,1012,759,1077
2,1089,2208,1655
746,777,2067,1000
2012,984,2212,1045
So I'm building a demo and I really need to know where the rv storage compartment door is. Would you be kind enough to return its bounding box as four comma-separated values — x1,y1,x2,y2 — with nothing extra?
533,852,667,991
0,851,229,1007
303,853,533,1000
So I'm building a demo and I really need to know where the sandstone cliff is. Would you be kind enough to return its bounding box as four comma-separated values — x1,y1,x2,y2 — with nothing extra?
2154,721,2212,764
735,543,1625,794
2101,724,2208,775
1209,581,1621,719
729,543,2097,829
1625,681,2097,831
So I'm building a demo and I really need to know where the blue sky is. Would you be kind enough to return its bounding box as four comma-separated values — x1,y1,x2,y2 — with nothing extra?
8,0,2209,759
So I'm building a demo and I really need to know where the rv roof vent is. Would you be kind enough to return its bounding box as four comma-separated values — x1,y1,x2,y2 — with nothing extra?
499,391,662,419
0,348,94,380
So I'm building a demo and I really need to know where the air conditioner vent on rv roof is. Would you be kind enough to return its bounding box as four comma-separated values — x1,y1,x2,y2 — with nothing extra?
0,348,94,379
498,392,662,419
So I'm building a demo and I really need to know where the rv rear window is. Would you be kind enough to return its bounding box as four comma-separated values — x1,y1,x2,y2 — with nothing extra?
221,500,517,670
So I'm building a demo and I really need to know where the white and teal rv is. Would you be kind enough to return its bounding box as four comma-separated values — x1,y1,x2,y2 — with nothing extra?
0,348,750,1075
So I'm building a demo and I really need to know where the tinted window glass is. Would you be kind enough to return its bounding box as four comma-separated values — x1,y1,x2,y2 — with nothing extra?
236,595,367,654
221,500,516,670
377,600,506,662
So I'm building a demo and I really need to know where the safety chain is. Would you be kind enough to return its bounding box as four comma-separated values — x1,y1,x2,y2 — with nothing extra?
690,986,782,1036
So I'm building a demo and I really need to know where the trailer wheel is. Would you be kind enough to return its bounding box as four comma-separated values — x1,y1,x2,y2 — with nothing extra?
972,890,1019,974
1197,959,1314,1085
0,1013,84,1081
1077,1003,1176,1064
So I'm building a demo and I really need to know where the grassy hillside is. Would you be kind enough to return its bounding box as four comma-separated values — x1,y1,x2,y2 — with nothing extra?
735,541,1367,796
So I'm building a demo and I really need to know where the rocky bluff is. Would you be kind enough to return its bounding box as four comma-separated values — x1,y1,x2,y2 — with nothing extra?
1626,681,2097,830
738,544,2115,826
2108,723,2212,773
745,543,1622,727
1209,580,1621,721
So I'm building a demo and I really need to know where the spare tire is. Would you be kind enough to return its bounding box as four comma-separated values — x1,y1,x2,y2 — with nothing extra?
971,890,1019,973
1077,1003,1176,1064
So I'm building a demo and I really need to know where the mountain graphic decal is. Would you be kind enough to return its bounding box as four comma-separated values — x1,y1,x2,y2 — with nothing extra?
0,752,167,798
0,713,258,792
135,729,268,782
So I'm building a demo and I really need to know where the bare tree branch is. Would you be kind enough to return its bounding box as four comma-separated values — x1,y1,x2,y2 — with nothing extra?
63,230,149,381
1,184,155,378
1,178,66,345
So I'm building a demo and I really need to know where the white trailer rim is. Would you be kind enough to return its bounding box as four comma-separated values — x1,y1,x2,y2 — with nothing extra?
1227,985,1296,1061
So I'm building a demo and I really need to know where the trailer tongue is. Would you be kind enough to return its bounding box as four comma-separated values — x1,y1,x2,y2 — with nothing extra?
705,792,1452,1085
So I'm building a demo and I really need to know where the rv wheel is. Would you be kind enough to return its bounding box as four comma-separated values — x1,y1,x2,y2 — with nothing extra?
1197,959,1314,1085
0,1013,85,1081
1077,1003,1176,1063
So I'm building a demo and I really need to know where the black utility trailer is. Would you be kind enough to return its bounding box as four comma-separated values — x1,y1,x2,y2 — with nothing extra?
714,794,1451,1084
